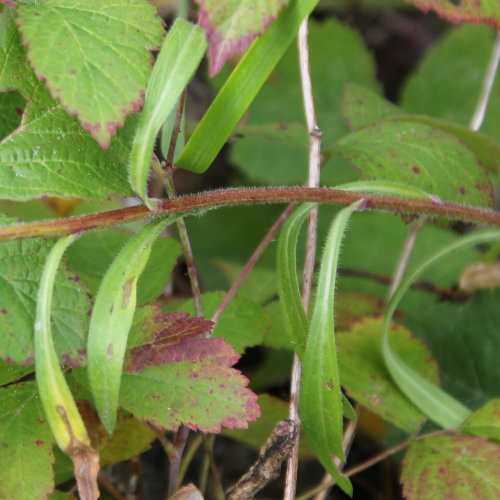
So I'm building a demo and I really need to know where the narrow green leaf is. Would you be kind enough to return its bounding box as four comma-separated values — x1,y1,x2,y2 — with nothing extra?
176,0,319,173
87,217,178,433
337,180,439,201
383,230,500,428
129,19,206,209
35,235,90,452
301,202,363,496
276,203,315,355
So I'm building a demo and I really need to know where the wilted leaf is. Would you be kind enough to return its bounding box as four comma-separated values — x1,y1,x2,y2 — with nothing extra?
338,318,439,433
16,0,164,148
120,310,260,432
401,433,500,499
463,399,500,442
0,381,54,500
405,0,500,29
0,8,134,200
0,216,90,365
197,0,289,76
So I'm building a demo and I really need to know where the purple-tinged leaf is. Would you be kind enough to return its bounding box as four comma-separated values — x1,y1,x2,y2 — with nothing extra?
120,310,260,433
197,0,289,76
405,0,500,29
402,433,500,499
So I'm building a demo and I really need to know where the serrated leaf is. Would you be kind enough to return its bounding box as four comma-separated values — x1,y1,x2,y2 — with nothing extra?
301,203,362,496
333,119,493,207
228,19,378,185
87,217,178,434
401,24,500,140
405,0,500,29
16,0,164,148
166,291,271,353
66,227,180,305
0,381,54,500
338,318,438,433
463,399,500,441
405,291,500,409
0,219,90,366
0,9,134,201
120,309,260,433
197,0,289,76
401,434,500,500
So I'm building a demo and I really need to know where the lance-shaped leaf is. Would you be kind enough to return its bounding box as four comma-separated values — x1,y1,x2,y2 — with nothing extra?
129,19,206,208
120,310,260,433
301,202,363,496
176,0,319,173
401,434,500,500
0,8,134,201
382,229,500,429
87,217,178,434
405,0,500,29
338,318,439,434
277,203,315,356
197,0,289,76
16,0,164,148
0,381,54,500
35,235,98,499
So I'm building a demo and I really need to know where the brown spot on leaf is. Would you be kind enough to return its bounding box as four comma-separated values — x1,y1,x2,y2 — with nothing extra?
412,166,420,174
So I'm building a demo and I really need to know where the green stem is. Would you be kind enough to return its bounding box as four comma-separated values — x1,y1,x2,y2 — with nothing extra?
1,187,499,242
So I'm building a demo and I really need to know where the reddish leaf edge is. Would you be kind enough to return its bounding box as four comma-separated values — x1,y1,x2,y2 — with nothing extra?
197,0,287,76
13,13,164,148
406,0,500,30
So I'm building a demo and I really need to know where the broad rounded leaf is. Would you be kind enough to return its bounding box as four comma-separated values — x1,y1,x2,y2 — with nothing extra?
120,310,260,433
16,0,164,148
338,318,439,433
0,9,134,201
0,382,54,500
406,0,500,29
0,218,90,365
401,24,500,140
402,434,500,499
197,0,289,76
333,119,493,207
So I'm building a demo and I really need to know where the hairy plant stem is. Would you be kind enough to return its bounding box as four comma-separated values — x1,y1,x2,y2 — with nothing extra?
2,187,500,243
284,19,322,500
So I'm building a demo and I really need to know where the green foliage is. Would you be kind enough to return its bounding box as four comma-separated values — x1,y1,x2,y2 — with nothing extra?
0,382,54,500
338,318,439,433
401,434,500,499
16,0,164,148
1,0,500,498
